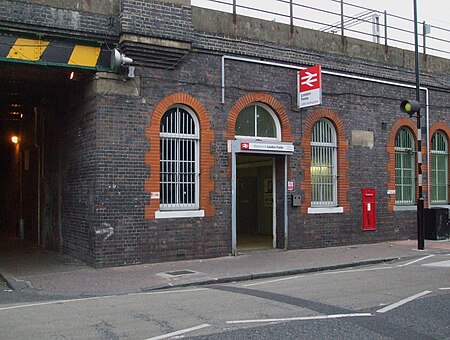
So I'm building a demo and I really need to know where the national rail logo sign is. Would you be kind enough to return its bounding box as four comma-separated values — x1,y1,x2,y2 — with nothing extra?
297,65,322,109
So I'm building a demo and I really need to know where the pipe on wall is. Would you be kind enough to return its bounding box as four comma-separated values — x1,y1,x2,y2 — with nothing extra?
34,106,41,246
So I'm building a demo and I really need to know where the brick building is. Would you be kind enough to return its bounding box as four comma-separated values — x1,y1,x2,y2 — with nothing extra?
0,0,448,267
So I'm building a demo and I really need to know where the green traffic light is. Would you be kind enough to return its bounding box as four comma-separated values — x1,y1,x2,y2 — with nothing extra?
404,102,412,112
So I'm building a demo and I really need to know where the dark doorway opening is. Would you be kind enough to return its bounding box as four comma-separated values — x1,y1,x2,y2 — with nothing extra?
236,154,275,251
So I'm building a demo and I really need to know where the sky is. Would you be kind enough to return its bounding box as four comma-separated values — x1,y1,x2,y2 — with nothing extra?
192,0,449,59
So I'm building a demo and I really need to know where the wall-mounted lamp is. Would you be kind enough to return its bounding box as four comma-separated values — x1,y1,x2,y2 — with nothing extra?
111,48,133,69
110,48,135,79
11,135,19,144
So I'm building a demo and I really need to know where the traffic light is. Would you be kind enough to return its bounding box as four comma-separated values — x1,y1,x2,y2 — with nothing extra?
400,100,421,116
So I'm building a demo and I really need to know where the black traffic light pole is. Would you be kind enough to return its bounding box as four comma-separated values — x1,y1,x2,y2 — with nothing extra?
413,0,425,250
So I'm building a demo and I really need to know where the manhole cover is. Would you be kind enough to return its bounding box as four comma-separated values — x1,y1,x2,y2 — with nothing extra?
165,270,196,276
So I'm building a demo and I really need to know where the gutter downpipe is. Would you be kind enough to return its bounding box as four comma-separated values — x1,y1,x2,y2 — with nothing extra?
19,116,24,240
34,107,41,246
231,142,237,256
284,155,288,250
221,55,431,205
425,88,430,207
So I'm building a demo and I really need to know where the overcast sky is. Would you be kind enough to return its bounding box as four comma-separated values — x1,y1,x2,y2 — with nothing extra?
192,0,449,58
353,0,447,23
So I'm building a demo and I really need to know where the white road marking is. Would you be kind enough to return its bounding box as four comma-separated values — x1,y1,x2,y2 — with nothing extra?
397,255,435,267
132,288,208,296
243,275,302,287
243,266,393,287
438,287,450,290
0,288,208,312
320,266,394,275
0,296,107,311
227,313,372,324
377,291,432,313
422,260,450,268
145,324,210,340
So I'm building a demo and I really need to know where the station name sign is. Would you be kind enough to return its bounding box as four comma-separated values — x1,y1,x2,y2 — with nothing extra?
297,65,322,109
240,142,294,153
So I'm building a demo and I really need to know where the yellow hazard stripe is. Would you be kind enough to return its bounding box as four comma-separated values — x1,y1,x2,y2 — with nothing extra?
1,35,109,70
7,38,49,61
68,45,101,67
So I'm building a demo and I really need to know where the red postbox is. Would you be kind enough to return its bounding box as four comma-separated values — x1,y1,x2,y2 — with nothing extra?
362,188,376,231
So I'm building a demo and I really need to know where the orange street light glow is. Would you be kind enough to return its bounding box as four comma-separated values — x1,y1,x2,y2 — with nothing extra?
11,136,19,144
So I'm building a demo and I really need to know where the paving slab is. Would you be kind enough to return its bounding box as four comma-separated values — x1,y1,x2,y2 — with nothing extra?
1,233,449,297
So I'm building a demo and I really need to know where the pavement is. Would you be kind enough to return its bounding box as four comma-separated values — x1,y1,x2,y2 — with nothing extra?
1,232,449,297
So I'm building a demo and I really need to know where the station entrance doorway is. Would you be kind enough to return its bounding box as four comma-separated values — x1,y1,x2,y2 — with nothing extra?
236,155,275,251
231,140,294,255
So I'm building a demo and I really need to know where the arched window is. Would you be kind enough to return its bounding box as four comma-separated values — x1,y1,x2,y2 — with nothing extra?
311,118,337,207
395,127,415,205
431,131,448,204
235,104,281,140
160,106,199,210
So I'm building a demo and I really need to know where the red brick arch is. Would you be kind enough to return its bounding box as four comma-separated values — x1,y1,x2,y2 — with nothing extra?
144,93,215,219
299,108,350,214
429,122,450,144
225,92,293,142
386,118,417,211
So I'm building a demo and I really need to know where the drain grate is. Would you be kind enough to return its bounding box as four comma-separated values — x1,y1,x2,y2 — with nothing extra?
165,270,196,276
1,278,12,292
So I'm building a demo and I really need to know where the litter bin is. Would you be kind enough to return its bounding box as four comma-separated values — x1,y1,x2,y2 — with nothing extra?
424,208,449,240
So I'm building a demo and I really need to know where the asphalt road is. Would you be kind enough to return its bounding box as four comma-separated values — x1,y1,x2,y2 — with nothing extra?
0,254,449,339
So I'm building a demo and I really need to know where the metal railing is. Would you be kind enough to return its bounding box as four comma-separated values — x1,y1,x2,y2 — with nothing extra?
192,0,450,59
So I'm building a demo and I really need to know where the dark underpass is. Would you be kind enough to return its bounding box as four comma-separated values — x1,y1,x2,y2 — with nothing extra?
0,62,92,252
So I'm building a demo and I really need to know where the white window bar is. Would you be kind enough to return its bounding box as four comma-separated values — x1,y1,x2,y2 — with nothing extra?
395,128,415,205
311,119,337,207
431,131,448,204
160,106,199,210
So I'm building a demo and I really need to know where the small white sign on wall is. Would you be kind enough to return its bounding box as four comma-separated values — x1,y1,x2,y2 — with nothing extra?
151,192,160,199
288,181,295,191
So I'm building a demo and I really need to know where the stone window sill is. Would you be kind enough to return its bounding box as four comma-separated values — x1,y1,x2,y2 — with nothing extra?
308,207,344,214
155,210,205,219
393,205,417,211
